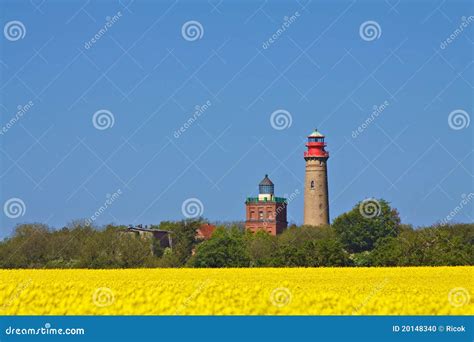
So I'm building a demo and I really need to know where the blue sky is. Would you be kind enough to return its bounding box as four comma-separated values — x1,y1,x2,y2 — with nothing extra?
0,0,472,238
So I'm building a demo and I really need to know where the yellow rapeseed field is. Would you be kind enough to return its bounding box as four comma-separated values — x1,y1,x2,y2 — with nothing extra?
0,267,472,315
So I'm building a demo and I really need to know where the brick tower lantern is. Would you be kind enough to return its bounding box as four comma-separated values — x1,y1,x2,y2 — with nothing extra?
245,175,287,235
303,129,330,226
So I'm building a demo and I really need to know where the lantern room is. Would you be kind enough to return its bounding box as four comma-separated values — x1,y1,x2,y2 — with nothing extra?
258,174,274,201
304,129,329,159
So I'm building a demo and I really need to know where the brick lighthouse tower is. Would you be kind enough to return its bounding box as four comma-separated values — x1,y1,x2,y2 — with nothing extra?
245,175,288,235
304,129,330,226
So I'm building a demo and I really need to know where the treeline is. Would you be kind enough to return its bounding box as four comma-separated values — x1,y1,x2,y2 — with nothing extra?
193,224,473,267
0,200,472,268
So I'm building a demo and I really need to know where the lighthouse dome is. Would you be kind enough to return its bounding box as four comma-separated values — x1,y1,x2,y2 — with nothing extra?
259,174,274,195
308,129,324,137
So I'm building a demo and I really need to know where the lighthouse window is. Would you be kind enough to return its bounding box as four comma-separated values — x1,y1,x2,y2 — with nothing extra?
310,181,315,189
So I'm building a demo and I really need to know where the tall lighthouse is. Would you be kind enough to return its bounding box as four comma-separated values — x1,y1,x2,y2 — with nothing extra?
303,129,330,226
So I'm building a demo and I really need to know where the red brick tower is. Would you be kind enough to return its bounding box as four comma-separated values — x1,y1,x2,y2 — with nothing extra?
245,175,287,235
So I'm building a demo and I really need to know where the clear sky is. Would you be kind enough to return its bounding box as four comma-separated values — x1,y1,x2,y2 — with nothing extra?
0,0,472,238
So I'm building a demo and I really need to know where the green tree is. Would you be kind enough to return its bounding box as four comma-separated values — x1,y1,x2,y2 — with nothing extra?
156,220,200,265
332,199,401,253
2,224,51,268
245,230,276,267
273,226,349,266
369,236,404,266
193,227,250,267
311,237,350,266
79,228,115,268
117,233,155,267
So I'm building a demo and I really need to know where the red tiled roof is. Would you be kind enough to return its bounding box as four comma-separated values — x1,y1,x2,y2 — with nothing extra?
196,223,216,239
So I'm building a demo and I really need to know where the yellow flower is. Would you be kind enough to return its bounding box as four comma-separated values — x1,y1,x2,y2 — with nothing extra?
0,267,472,315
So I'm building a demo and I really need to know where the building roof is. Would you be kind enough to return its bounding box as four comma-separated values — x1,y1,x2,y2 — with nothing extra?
259,174,274,186
308,129,324,137
196,223,216,239
127,226,171,234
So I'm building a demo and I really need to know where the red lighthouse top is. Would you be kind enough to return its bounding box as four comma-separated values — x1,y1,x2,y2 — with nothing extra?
304,129,329,159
